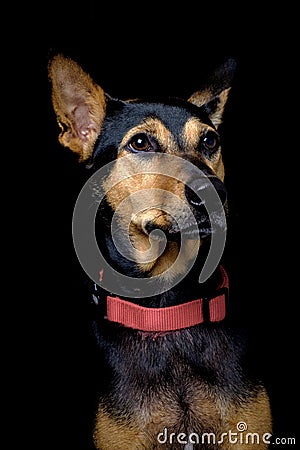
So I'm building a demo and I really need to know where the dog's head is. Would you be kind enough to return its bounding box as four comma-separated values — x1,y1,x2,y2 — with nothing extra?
48,55,235,285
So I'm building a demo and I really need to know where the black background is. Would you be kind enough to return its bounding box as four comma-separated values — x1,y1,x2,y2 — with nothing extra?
14,2,297,449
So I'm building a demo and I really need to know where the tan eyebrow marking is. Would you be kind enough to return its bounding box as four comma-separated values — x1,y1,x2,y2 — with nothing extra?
182,117,208,151
182,117,225,180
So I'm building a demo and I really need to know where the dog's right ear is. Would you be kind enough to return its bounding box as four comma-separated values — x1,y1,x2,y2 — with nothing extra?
48,54,106,162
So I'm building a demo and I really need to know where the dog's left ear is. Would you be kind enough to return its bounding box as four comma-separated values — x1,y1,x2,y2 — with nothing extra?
48,54,107,162
188,58,236,128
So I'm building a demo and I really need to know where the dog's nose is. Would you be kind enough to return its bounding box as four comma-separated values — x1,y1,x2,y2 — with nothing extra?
185,177,227,208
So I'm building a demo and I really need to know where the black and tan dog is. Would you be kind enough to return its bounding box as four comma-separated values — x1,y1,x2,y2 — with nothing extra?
48,54,272,449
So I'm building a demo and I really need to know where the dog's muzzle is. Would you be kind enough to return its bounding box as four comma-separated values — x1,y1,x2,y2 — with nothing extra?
131,176,227,241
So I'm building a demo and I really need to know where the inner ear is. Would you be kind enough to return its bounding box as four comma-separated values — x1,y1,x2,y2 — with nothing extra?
188,58,236,128
48,54,107,161
201,88,231,129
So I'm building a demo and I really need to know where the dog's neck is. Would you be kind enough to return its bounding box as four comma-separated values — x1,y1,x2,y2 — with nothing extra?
91,264,229,332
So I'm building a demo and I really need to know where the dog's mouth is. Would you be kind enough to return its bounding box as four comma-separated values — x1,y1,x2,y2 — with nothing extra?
128,205,226,278
132,189,226,242
125,210,219,279
180,222,211,239
145,221,211,240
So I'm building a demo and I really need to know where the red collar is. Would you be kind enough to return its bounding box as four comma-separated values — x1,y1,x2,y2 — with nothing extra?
104,266,228,332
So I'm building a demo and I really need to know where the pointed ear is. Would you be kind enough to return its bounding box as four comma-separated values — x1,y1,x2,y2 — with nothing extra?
48,54,107,162
188,58,236,129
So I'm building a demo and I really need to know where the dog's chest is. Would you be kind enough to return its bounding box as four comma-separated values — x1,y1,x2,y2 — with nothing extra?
93,331,231,449
137,377,225,434
94,373,227,450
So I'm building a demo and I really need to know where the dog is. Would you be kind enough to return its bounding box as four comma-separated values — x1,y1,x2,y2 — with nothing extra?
48,54,272,449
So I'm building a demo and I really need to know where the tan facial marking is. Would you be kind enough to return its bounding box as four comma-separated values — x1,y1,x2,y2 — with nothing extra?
102,116,183,213
182,117,206,151
182,117,225,181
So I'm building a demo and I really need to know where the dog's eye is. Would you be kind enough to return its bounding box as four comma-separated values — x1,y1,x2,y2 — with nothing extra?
200,131,220,155
127,133,155,152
